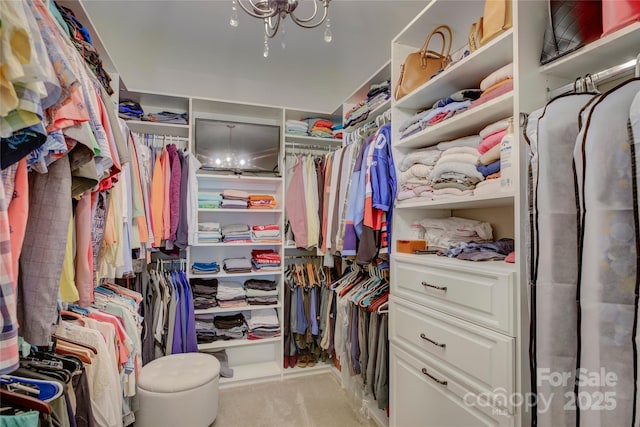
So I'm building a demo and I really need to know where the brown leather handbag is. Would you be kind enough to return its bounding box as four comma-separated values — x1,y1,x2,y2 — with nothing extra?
480,0,513,45
394,25,453,101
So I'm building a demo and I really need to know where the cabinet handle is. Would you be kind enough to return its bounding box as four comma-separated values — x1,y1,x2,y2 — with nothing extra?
421,281,447,291
421,368,448,386
420,333,446,348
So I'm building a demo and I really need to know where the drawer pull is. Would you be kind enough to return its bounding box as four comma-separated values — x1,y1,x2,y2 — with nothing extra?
421,281,447,292
421,368,448,386
420,333,446,348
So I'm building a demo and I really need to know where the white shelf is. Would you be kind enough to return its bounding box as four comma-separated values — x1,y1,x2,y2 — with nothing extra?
282,362,333,377
396,191,515,210
219,361,282,386
197,336,281,351
195,304,281,315
394,92,514,150
541,22,640,79
392,253,517,275
344,99,391,134
395,30,514,111
284,134,342,145
193,242,282,247
198,208,283,213
190,270,282,279
125,120,190,137
196,172,282,184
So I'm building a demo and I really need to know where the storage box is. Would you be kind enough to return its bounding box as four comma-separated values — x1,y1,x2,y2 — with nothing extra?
396,239,427,254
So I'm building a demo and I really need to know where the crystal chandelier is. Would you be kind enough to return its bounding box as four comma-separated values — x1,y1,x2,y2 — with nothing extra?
230,0,332,57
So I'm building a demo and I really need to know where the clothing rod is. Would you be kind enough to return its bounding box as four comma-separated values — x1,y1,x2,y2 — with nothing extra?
548,58,637,98
284,143,339,150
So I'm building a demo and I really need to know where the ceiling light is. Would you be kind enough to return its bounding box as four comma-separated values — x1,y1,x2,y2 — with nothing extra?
230,0,332,56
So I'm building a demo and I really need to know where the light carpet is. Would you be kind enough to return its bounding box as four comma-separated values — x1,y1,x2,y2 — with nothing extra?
213,373,375,427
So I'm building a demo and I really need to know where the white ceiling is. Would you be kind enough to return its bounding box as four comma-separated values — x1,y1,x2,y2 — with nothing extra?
81,0,426,113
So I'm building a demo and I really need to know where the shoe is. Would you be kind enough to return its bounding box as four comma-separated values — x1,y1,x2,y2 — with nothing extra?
296,354,308,368
307,354,317,367
283,356,289,369
289,355,297,368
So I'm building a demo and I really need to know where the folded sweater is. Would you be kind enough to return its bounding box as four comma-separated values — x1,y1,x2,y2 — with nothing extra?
480,63,513,91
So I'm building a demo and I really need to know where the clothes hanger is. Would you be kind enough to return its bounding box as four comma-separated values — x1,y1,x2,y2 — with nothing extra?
0,389,52,415
59,310,85,326
51,334,98,355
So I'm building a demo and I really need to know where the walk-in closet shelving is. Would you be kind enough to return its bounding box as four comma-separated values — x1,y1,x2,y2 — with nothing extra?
342,61,392,135
388,0,542,425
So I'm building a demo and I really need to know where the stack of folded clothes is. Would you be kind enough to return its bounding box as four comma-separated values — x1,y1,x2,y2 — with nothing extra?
431,141,484,199
332,124,343,140
198,222,222,243
397,147,441,201
344,101,369,128
222,190,249,209
216,281,247,308
344,80,392,128
471,63,513,109
118,100,143,120
249,195,276,209
223,257,252,274
191,278,218,310
251,224,281,243
213,313,247,340
195,313,217,343
307,118,334,138
141,111,188,125
399,89,482,139
474,118,509,195
244,279,278,305
198,193,222,209
442,238,515,262
191,261,220,275
419,217,493,250
286,119,309,136
251,249,281,271
245,308,281,340
222,224,252,243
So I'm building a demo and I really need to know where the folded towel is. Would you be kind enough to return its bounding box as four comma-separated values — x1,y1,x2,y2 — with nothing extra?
199,223,221,231
436,153,479,166
480,63,513,91
479,144,501,165
431,161,485,181
477,130,507,154
436,135,481,151
441,146,481,156
477,160,501,177
479,118,511,139
399,148,441,171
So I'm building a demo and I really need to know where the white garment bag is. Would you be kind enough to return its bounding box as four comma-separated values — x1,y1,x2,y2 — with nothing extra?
630,90,640,427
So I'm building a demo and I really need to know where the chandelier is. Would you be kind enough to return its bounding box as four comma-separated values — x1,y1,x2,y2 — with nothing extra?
230,0,333,57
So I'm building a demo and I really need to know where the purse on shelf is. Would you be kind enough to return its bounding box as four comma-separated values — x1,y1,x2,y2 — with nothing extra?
480,0,513,46
394,25,452,101
540,0,602,65
469,19,483,52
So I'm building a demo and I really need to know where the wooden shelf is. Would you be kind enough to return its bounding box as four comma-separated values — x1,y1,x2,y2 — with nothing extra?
197,336,281,351
395,191,515,210
196,172,282,184
392,253,517,275
394,92,514,150
124,120,189,137
219,361,282,386
198,208,282,213
284,134,342,145
395,30,514,111
541,22,640,79
344,99,391,134
193,242,282,247
190,270,282,279
194,304,281,315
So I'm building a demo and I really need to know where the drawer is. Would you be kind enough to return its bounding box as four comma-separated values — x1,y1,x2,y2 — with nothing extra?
390,298,514,401
391,258,515,334
390,344,514,427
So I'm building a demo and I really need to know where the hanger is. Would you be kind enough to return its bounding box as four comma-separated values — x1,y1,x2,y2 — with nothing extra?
0,389,52,415
51,334,98,355
60,310,85,326
377,300,389,314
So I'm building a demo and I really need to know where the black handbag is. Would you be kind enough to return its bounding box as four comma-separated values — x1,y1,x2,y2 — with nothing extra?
540,0,603,65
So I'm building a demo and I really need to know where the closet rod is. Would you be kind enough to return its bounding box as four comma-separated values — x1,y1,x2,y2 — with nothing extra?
284,142,338,150
548,56,638,98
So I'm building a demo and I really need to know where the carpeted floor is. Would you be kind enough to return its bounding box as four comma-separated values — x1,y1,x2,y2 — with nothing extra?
213,373,374,427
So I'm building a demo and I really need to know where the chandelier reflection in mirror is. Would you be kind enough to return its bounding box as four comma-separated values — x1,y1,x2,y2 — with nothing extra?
230,0,332,57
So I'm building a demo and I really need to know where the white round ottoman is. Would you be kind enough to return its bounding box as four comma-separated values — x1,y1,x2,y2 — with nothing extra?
136,353,221,427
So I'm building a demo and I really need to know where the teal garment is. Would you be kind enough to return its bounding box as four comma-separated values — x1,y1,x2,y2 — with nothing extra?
48,2,72,38
0,411,39,427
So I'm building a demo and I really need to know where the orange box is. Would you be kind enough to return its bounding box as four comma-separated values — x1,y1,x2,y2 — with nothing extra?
396,239,427,254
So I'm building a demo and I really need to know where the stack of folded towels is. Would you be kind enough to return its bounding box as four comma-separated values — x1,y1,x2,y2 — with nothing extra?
251,224,281,243
245,279,278,305
222,224,252,243
245,308,281,340
213,313,247,340
332,124,343,140
397,147,441,201
249,195,276,209
399,89,482,139
191,278,218,310
344,101,369,128
198,223,222,243
191,261,220,275
419,216,493,250
223,257,252,274
474,117,510,195
431,136,484,199
216,281,247,309
308,119,334,138
286,119,309,136
222,190,249,209
344,79,392,128
251,249,281,271
471,63,513,110
195,313,217,343
198,193,222,209
443,238,515,262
